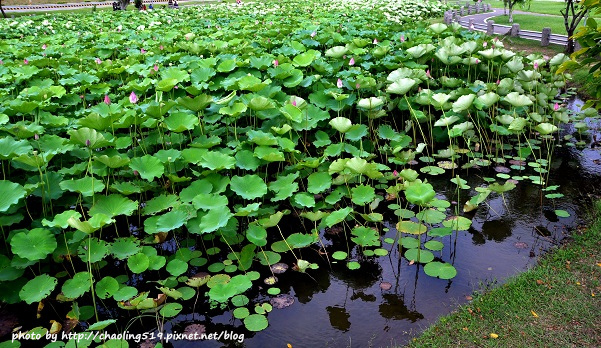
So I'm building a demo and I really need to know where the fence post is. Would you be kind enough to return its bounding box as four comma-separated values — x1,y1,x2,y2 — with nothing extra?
487,20,494,36
467,6,472,14
541,27,551,46
460,7,464,16
510,23,520,37
469,18,475,31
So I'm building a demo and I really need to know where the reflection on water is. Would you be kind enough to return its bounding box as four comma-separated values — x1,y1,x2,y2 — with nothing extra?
167,100,601,348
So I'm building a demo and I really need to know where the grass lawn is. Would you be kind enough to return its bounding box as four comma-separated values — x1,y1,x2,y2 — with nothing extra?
406,199,601,347
490,14,569,35
486,0,580,15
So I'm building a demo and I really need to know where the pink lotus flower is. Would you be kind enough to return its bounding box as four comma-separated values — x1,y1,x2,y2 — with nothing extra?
104,94,111,105
533,62,539,70
554,103,560,111
496,79,500,85
337,78,343,88
475,58,480,64
292,99,297,107
0,59,4,65
174,85,178,89
129,91,138,104
393,170,398,177
95,58,102,64
42,44,47,50
400,35,405,42
349,57,355,66
159,45,164,50
140,48,146,54
426,69,432,79
311,31,316,38
273,59,279,67
154,64,159,72
483,42,487,47
373,38,378,44
24,59,29,65
133,170,139,176
356,83,360,89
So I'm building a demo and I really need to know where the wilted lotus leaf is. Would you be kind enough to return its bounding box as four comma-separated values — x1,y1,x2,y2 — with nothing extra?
270,294,295,309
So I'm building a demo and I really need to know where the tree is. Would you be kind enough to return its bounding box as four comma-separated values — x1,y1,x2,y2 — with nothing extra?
1,0,6,19
561,0,589,53
117,0,130,10
558,0,601,109
505,0,531,23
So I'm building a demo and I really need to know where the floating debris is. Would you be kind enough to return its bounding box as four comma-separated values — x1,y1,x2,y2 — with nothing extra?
270,263,288,274
379,282,392,290
270,294,295,309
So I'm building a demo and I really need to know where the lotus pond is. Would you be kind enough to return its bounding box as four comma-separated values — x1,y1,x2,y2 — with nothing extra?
0,0,600,346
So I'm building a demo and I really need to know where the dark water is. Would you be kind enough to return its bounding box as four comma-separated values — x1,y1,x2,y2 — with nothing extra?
163,98,601,348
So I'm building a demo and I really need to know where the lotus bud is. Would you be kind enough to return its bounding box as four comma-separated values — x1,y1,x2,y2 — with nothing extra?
104,94,111,105
311,31,316,38
337,78,343,88
160,45,164,50
86,139,91,147
554,103,559,111
0,60,3,65
34,133,39,140
356,83,360,89
373,38,378,44
349,57,355,66
393,170,398,177
292,99,297,107
273,59,279,67
95,58,102,64
42,44,47,50
426,69,432,79
154,64,159,72
533,62,539,70
475,58,480,64
496,79,500,85
129,91,138,104
33,150,38,156
400,35,405,42
133,170,139,176
140,48,146,54
483,42,487,47
24,59,29,65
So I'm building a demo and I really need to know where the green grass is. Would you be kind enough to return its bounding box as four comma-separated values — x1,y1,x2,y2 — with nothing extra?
406,200,601,348
491,14,570,35
486,0,580,15
572,66,601,100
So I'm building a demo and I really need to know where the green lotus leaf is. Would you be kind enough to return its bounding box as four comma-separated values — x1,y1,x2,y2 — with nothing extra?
293,192,316,208
160,303,183,318
325,46,348,58
59,176,105,197
237,75,268,92
280,103,303,123
248,96,275,111
429,22,448,34
452,94,475,113
200,151,236,171
176,94,213,112
67,214,113,234
11,228,56,261
416,209,447,224
488,181,516,193
246,224,267,247
217,59,237,73
476,92,500,109
127,253,150,274
405,181,435,206
351,185,375,205
555,209,570,218
431,93,451,109
396,220,427,235
69,127,111,149
95,155,130,169
78,237,109,263
324,207,353,227
89,194,138,219
534,122,558,135
442,216,473,231
0,137,32,160
351,226,380,247
386,78,416,95
357,97,384,110
424,261,457,279
62,272,92,299
347,261,361,270
329,117,353,133
143,194,179,215
286,233,315,248
269,172,300,201
504,92,533,107
20,274,57,304
198,206,232,234
424,240,444,251
166,259,188,277
332,251,348,260
156,78,178,92
404,248,434,263
130,155,164,181
230,175,267,200
95,276,119,299
192,193,228,211
235,150,262,171
0,180,27,212
110,237,141,260
433,115,460,127
244,314,268,332
87,319,118,331
428,227,453,237
307,172,332,194
164,112,199,132
293,50,318,67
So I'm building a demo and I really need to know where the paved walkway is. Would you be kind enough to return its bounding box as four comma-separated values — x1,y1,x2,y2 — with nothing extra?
2,0,207,12
456,8,568,45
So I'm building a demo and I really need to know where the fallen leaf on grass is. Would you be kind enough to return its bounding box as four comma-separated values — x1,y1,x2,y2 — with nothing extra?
536,279,544,285
530,310,539,318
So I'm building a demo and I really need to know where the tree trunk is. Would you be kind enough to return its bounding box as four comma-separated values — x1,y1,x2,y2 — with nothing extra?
503,0,508,15
0,0,7,18
566,31,575,54
118,0,130,10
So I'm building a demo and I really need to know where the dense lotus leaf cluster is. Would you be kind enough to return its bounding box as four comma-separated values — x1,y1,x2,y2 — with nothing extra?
0,0,591,337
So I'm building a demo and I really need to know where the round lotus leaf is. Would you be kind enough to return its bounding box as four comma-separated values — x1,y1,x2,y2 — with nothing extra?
207,274,231,288
113,286,138,302
230,175,267,200
423,261,457,279
396,221,427,235
347,261,361,270
11,228,56,261
424,240,444,251
20,274,57,304
267,287,281,295
110,237,140,260
331,251,348,260
405,182,436,206
231,294,249,307
329,117,352,133
77,237,109,263
159,303,183,318
374,248,388,256
96,276,119,299
233,307,250,319
442,216,472,231
0,180,27,212
555,209,570,218
401,237,420,249
166,259,188,277
127,253,149,274
404,248,434,263
62,272,92,299
244,314,268,332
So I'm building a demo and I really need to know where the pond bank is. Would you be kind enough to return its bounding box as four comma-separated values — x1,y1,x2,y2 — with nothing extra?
406,199,601,347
